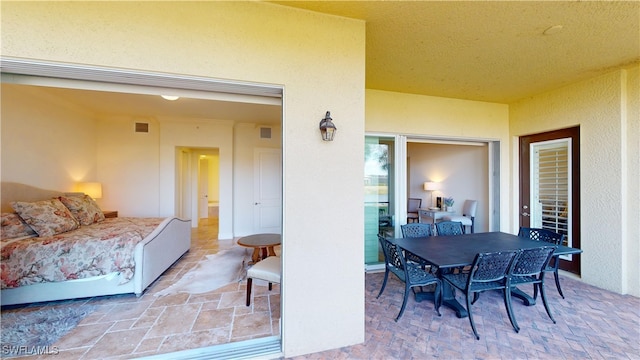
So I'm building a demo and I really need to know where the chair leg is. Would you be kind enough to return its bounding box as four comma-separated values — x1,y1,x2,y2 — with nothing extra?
471,292,480,304
466,293,480,340
539,282,556,324
246,278,253,306
377,269,390,298
395,283,412,322
268,282,273,291
504,287,520,333
395,284,412,322
553,268,565,299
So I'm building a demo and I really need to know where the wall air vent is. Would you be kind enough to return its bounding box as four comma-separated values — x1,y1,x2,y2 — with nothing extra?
260,127,272,139
135,122,149,133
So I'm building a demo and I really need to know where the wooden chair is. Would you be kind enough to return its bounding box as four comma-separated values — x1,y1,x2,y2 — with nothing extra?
407,198,422,223
246,256,281,306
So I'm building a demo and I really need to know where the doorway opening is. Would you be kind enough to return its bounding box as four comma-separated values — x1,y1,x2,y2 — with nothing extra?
519,126,581,275
364,134,500,270
176,147,221,231
2,57,284,358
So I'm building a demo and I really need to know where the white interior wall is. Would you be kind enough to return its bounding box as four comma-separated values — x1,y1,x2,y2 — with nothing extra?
208,151,220,204
96,115,161,216
0,84,98,192
407,142,489,232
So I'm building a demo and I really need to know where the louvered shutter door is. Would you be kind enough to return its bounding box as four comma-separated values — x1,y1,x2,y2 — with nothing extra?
531,140,570,243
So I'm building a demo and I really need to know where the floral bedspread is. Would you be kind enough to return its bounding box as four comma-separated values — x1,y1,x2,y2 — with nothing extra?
0,217,165,289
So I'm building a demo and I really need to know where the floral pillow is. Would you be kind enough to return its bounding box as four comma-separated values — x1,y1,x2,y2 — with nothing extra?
58,194,105,226
1,212,37,240
10,199,79,237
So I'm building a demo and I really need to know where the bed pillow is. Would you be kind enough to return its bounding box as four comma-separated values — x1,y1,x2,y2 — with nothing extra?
58,194,105,226
1,212,37,240
10,199,79,237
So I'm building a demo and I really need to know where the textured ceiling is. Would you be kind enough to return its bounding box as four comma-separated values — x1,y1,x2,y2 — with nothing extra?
273,0,640,103
5,1,638,123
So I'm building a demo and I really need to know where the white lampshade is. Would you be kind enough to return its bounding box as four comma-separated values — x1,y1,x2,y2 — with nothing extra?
423,182,440,191
77,182,102,199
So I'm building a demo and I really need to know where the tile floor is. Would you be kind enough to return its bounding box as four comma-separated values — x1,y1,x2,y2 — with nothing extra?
4,221,639,360
1,218,281,359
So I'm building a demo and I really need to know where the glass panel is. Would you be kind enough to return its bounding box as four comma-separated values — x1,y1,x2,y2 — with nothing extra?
364,136,395,266
531,138,571,249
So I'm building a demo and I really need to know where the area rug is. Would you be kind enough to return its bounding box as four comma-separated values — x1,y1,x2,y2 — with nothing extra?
0,305,96,357
155,245,253,296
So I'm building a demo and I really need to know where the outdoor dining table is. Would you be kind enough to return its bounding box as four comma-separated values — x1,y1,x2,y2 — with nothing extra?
390,231,583,318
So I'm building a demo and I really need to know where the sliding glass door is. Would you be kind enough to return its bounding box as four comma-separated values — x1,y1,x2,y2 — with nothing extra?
364,136,396,267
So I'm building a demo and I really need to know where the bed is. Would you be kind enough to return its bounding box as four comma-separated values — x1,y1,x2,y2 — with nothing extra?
0,182,191,306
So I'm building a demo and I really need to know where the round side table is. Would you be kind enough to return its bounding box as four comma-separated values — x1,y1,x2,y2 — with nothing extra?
237,233,281,263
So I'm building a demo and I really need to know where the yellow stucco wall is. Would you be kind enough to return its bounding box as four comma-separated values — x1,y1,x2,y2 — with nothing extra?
510,66,640,296
1,2,366,356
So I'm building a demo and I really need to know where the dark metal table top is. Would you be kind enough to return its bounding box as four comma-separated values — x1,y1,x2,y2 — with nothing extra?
390,231,582,269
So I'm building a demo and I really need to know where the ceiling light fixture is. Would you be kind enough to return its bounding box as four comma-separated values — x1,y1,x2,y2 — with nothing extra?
543,25,563,36
161,95,180,101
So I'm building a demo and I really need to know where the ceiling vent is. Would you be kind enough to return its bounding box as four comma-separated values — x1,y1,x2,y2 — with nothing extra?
135,122,149,133
260,127,272,139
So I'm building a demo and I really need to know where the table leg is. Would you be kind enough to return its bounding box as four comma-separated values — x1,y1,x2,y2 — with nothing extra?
251,249,261,264
260,247,268,260
511,287,536,306
267,246,276,257
415,281,468,318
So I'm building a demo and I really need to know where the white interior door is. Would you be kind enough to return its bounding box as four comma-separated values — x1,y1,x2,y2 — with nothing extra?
253,148,282,234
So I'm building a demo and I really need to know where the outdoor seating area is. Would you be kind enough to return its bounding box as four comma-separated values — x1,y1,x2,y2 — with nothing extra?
295,226,637,357
377,228,584,341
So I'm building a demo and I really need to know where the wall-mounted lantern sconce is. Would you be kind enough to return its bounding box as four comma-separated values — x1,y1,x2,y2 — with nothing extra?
319,111,337,141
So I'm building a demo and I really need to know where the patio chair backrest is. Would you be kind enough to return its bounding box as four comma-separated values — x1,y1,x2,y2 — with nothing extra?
378,235,406,273
518,227,565,245
468,250,519,285
436,221,465,236
512,246,557,277
401,223,433,238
